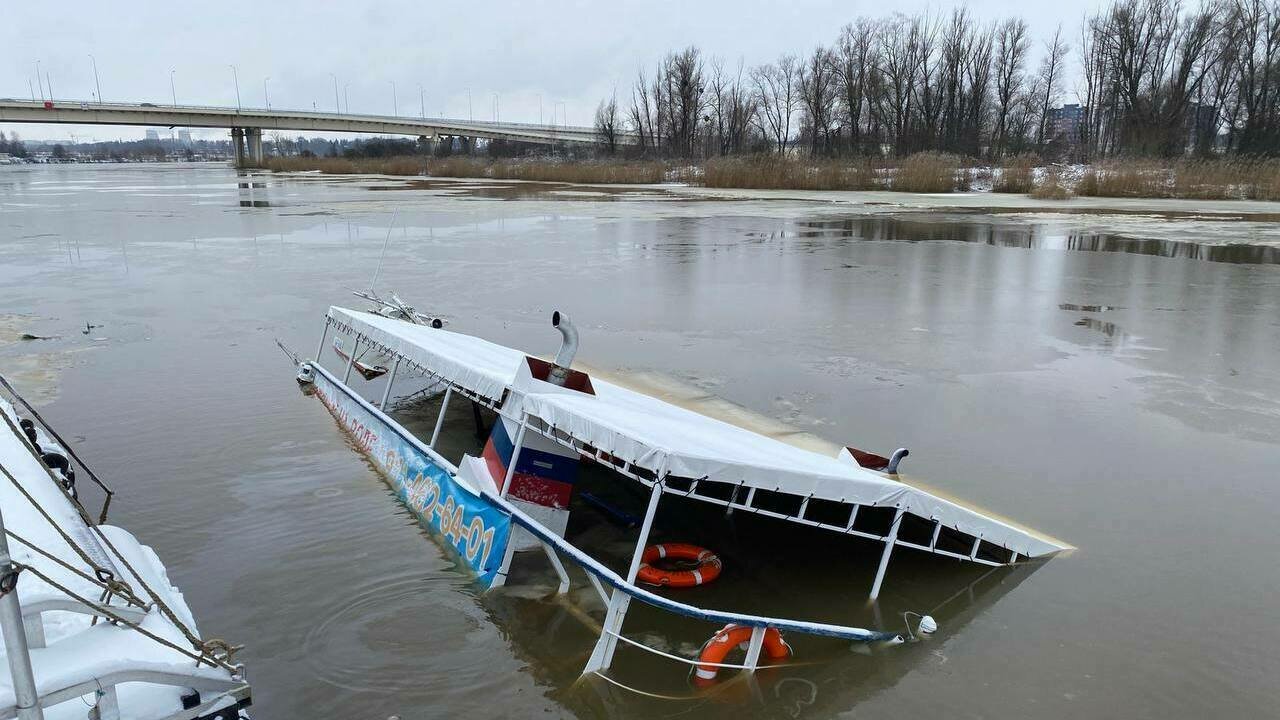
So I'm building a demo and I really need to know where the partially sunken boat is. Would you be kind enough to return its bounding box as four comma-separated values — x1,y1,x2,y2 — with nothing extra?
295,305,1069,685
0,378,250,720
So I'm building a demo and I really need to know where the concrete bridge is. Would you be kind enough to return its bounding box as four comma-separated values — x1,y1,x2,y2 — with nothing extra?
0,99,635,166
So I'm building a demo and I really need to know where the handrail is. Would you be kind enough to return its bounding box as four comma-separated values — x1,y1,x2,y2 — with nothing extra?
310,358,901,644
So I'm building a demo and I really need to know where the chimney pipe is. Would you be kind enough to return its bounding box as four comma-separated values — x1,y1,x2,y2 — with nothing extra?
886,448,909,474
549,311,578,386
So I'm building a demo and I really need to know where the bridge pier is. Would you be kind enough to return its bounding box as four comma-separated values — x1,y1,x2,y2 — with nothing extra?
247,128,264,166
231,127,264,168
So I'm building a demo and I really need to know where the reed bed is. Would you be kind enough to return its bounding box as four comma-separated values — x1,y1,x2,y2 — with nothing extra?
892,152,966,193
263,156,427,175
703,156,876,190
1076,158,1280,200
1030,169,1071,199
993,155,1038,193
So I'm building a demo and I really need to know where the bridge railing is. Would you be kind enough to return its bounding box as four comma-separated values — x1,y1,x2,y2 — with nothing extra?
0,98,606,134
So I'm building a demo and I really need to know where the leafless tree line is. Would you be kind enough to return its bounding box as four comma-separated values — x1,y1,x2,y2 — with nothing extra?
595,0,1280,160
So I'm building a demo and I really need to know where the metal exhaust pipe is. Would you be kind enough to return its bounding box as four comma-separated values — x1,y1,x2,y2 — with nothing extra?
549,311,578,386
886,448,909,474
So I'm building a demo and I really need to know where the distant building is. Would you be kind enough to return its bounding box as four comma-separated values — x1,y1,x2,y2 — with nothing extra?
1184,102,1219,153
145,129,161,142
1047,104,1086,146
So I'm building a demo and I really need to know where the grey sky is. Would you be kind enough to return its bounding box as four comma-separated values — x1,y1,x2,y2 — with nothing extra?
3,0,1096,142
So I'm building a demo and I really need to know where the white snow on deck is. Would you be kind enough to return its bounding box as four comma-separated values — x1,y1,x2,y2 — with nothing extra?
0,398,238,720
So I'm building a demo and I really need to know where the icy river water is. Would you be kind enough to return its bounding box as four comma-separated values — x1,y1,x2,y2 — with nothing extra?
2,163,1278,719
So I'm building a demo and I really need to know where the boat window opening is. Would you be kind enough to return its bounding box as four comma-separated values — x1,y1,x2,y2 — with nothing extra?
805,498,855,527
851,505,898,536
934,525,981,557
745,488,805,516
896,512,941,547
663,476,694,493
689,479,739,503
976,540,1016,565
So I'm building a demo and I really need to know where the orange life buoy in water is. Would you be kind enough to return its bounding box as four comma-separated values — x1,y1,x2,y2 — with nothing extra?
635,543,721,588
693,624,791,685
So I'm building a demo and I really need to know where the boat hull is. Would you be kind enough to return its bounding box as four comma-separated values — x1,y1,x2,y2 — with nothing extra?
309,362,512,586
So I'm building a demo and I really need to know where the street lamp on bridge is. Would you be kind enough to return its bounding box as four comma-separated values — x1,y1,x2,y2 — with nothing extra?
89,55,102,104
330,73,340,113
264,77,270,109
418,83,425,119
170,69,177,107
229,65,241,111
389,81,398,117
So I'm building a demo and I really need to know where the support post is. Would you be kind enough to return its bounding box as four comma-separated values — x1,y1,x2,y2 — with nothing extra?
313,320,329,365
91,685,119,720
230,128,245,168
428,387,452,446
342,335,357,384
869,507,904,600
0,501,46,720
379,357,401,410
582,471,664,675
743,626,766,671
540,542,570,594
490,418,529,589
498,420,528,497
247,128,264,166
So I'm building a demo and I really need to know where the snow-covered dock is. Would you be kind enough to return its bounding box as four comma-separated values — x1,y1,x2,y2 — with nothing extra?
0,385,249,720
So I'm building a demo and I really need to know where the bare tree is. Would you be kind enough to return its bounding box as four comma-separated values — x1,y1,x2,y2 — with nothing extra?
752,54,800,153
799,46,840,155
1036,24,1070,149
595,92,620,155
993,17,1031,159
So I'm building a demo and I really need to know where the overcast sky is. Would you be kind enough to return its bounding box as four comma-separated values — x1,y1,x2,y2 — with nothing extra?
3,0,1099,142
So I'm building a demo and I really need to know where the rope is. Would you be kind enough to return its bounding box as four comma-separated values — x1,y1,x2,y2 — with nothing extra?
4,528,149,609
15,562,238,672
0,412,238,668
0,373,114,522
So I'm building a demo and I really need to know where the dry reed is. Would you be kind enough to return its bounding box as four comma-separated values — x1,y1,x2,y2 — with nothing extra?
703,156,876,190
893,152,964,193
993,154,1038,193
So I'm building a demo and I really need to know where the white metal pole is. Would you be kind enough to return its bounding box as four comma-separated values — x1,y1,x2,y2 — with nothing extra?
499,420,527,496
0,499,45,720
342,335,357,384
428,387,452,446
869,507,904,600
743,626,766,671
584,467,665,675
379,358,401,410
313,320,329,363
490,417,529,589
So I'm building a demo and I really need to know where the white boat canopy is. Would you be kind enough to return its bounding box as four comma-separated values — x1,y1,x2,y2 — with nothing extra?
327,306,1068,559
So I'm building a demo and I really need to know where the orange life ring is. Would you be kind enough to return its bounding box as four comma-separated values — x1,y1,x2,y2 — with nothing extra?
693,624,791,685
635,543,721,588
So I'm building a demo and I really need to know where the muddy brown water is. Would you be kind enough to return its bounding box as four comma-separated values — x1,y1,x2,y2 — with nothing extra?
2,163,1278,719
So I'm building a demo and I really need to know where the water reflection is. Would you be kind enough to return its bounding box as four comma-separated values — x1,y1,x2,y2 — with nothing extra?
799,217,1280,264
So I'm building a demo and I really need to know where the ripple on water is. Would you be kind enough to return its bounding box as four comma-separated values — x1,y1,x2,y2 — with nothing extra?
302,570,494,694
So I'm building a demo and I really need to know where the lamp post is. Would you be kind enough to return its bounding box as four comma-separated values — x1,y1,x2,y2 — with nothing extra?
35,61,44,101
229,65,241,111
493,93,499,122
344,83,350,114
330,73,340,113
264,77,270,109
89,54,102,104
467,88,472,121
418,83,425,119
389,81,397,117
170,69,177,107
538,93,543,124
